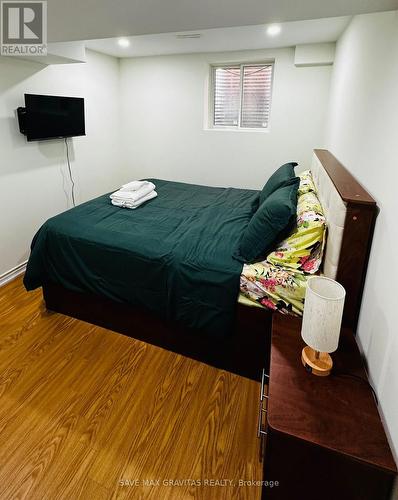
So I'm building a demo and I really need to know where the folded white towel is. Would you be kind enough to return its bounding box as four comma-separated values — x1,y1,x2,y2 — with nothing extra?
120,180,155,192
111,190,157,209
111,182,155,204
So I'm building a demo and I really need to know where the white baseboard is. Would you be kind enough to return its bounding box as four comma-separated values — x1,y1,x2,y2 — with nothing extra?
0,261,27,287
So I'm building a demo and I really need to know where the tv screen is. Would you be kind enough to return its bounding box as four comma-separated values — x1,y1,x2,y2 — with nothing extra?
24,94,85,141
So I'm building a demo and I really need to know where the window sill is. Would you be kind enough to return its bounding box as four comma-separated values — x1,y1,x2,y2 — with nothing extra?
204,127,270,133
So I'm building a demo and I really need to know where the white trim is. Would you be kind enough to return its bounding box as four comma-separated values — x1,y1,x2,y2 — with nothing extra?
238,63,244,128
203,126,270,133
0,261,27,287
208,61,274,130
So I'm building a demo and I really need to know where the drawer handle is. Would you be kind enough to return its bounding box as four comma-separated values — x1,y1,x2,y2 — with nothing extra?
260,369,269,401
257,369,269,438
258,408,268,436
257,398,263,438
258,381,269,462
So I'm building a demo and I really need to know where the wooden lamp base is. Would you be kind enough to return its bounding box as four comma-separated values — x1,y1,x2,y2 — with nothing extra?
301,346,333,376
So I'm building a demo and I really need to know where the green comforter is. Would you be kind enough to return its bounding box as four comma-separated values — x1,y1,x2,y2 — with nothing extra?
24,179,259,335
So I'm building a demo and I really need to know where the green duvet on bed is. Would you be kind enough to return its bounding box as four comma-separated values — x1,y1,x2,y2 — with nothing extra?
24,179,259,336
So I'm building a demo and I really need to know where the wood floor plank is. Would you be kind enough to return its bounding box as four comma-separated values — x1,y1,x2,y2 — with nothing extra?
0,277,263,499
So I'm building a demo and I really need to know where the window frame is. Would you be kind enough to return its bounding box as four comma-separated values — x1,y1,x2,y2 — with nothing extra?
209,62,274,131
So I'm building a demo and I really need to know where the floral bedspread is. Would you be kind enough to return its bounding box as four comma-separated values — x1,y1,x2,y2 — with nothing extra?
240,262,308,315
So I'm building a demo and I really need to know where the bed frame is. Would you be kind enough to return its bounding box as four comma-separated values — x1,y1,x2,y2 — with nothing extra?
42,150,377,380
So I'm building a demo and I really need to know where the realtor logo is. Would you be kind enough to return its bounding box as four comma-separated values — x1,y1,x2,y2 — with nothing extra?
1,1,47,55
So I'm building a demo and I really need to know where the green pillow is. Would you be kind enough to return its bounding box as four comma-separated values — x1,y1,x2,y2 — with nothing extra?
259,162,298,204
236,177,300,263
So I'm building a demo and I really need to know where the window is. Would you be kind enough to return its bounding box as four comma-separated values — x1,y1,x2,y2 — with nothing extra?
211,63,273,129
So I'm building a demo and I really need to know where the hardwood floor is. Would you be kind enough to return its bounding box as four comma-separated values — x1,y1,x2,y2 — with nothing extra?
0,277,263,499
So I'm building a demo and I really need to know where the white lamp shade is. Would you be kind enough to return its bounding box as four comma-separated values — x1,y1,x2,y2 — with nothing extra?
301,276,346,353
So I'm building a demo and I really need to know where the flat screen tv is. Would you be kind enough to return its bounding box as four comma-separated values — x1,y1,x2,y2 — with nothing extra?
21,94,85,141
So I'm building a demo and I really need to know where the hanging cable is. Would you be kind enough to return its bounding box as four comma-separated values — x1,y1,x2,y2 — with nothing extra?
65,137,76,207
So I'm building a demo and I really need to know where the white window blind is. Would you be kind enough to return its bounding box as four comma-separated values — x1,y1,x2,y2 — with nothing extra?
212,64,273,129
213,66,241,127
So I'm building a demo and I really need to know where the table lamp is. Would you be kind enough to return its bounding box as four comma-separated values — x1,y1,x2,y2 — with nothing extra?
301,276,346,376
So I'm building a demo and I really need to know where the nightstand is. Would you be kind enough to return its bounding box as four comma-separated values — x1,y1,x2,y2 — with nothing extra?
258,314,397,500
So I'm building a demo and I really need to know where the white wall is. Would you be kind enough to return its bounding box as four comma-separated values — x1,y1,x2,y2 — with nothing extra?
326,11,398,460
0,50,125,277
120,48,332,189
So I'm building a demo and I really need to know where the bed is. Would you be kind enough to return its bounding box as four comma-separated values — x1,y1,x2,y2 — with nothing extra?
24,150,377,380
24,179,259,337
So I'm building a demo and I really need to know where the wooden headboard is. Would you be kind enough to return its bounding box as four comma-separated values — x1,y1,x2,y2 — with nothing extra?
313,149,377,333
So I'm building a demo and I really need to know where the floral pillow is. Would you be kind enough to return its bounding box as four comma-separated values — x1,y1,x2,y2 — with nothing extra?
297,170,316,196
267,176,326,274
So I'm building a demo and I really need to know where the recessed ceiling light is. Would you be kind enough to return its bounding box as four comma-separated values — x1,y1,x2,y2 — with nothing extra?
118,38,130,48
267,24,281,36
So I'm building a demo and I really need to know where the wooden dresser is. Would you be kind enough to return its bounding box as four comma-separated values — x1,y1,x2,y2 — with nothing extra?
259,315,397,500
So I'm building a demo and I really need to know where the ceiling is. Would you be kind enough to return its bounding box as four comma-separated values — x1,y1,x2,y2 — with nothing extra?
47,0,398,43
85,17,351,58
